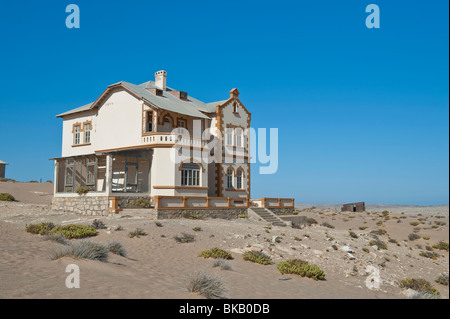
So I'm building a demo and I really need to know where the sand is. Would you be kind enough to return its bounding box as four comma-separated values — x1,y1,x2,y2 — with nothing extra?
0,181,448,299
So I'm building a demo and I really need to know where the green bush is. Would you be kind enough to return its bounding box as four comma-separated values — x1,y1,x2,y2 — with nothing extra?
419,251,440,260
130,197,152,208
435,274,449,286
242,251,272,265
348,231,358,239
410,222,419,226
0,193,15,201
174,233,195,243
277,259,325,281
199,248,233,260
26,222,56,235
369,239,388,250
50,224,97,239
432,241,449,252
398,278,440,296
128,228,148,238
76,187,89,195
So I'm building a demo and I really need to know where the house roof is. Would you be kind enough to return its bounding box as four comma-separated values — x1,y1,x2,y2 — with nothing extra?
0,160,8,165
56,80,228,119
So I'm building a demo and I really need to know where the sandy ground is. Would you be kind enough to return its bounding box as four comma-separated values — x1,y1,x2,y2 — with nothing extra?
0,181,448,299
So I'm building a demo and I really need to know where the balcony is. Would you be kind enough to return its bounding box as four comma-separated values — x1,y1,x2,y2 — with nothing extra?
141,132,207,148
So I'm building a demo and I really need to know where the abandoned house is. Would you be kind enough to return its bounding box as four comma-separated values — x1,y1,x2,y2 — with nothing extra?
51,70,294,217
341,202,366,212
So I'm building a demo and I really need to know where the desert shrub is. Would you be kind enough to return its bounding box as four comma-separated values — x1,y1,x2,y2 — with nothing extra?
91,219,107,229
155,221,163,227
242,251,272,265
76,186,89,195
419,251,440,260
277,259,325,281
130,197,152,208
410,222,419,226
348,231,358,239
432,241,449,252
408,233,421,241
388,238,398,244
238,213,247,218
28,180,38,183
50,224,97,239
381,211,389,217
321,222,334,229
128,228,147,238
0,193,15,201
376,221,383,226
51,240,108,262
199,248,233,260
182,212,203,220
422,236,430,240
107,241,127,257
370,229,387,236
294,236,302,241
26,222,56,235
115,225,124,231
174,233,195,243
192,227,202,232
306,218,318,226
359,226,368,230
362,247,370,253
369,239,388,250
434,221,446,226
398,278,440,297
212,258,233,270
186,271,226,299
435,274,449,286
42,233,67,245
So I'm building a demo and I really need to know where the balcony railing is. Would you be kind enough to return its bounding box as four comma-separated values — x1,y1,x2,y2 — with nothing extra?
141,132,207,148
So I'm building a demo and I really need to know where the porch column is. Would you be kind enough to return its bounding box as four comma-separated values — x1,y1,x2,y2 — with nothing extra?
53,160,59,195
105,154,113,196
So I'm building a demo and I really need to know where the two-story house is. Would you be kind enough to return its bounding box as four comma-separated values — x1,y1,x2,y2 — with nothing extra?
51,70,253,216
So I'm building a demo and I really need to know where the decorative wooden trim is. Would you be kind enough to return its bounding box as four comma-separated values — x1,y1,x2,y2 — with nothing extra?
72,122,82,133
225,166,235,175
158,111,175,126
82,120,92,129
153,186,208,190
236,166,245,177
225,188,247,192
178,157,205,172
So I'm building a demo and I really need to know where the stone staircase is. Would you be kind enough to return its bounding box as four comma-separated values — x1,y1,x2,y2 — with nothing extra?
248,207,288,227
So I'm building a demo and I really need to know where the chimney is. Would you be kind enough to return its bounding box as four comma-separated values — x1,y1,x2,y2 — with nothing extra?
155,70,167,90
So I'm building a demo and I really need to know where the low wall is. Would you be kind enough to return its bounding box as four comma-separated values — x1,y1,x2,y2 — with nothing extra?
269,207,296,215
52,196,109,216
156,208,247,220
280,215,307,227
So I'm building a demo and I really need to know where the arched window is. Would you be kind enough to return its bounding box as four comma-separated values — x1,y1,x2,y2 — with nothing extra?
181,163,200,186
236,169,243,189
227,169,233,188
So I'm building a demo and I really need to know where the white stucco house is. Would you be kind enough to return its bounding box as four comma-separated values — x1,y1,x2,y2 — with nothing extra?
51,70,270,216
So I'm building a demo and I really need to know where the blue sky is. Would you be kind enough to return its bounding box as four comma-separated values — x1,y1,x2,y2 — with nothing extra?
0,0,448,205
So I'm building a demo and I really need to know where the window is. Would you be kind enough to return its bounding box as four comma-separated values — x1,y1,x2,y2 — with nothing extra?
164,117,171,124
84,123,91,144
73,125,81,145
227,169,233,188
226,128,233,145
233,102,238,113
236,169,243,189
235,128,243,147
181,163,200,186
177,119,186,128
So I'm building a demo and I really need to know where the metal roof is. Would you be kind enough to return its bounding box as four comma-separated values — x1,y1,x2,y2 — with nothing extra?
56,80,229,119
